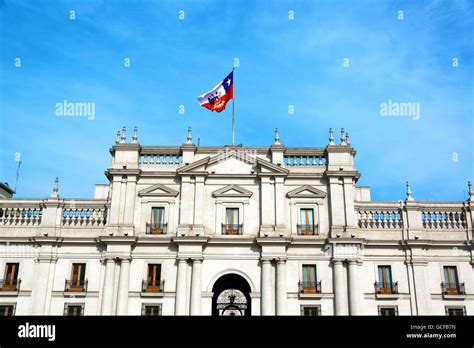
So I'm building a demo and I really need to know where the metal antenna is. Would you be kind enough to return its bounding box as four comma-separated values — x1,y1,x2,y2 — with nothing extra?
14,156,22,194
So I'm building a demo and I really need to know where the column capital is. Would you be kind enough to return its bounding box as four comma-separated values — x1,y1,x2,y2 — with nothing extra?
276,257,287,263
261,258,273,263
331,258,344,265
177,257,189,263
191,257,203,263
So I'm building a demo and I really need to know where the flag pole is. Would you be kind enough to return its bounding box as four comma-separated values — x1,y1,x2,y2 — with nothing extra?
232,67,235,145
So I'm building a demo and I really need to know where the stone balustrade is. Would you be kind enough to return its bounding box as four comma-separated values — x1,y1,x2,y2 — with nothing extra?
0,202,43,226
356,202,470,231
422,209,467,229
356,204,403,229
140,147,183,166
62,206,108,226
283,148,326,167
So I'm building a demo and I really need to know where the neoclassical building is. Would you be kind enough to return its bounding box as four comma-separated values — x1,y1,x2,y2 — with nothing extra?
0,127,472,316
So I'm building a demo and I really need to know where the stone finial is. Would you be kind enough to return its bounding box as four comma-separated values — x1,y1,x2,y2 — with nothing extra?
187,127,192,144
274,128,280,145
329,128,335,145
132,126,138,144
340,128,347,145
346,132,351,146
51,177,59,198
406,181,414,201
120,126,126,144
115,131,120,144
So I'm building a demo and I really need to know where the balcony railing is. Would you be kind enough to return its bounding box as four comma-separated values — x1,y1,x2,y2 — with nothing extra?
146,223,168,235
297,224,318,235
142,280,165,293
64,279,88,292
0,205,43,226
298,281,321,294
441,282,465,295
222,224,243,235
375,281,398,294
0,279,21,292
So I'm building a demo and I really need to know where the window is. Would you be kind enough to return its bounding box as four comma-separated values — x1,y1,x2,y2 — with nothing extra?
149,207,166,234
446,307,465,316
378,306,398,316
2,263,19,291
298,208,315,235
443,266,460,295
0,304,15,316
145,264,162,292
377,266,393,294
224,208,240,235
142,304,162,316
301,305,320,316
301,265,318,293
67,263,86,292
64,304,84,316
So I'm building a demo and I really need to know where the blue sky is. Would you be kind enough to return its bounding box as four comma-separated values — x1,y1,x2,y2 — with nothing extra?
0,0,472,201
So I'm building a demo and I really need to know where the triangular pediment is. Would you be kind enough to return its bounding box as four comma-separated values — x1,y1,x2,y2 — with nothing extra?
212,184,253,198
138,183,179,197
177,150,288,175
287,185,326,198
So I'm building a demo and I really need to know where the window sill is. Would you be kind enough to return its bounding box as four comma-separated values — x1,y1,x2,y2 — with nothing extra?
63,291,87,298
375,293,400,300
140,291,165,298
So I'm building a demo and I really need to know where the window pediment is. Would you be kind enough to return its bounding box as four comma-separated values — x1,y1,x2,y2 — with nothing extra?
287,185,326,198
212,185,253,198
138,183,179,197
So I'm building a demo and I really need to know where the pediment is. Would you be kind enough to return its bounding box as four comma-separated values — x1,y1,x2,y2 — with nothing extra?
287,185,326,198
212,184,253,198
177,150,288,175
138,183,179,197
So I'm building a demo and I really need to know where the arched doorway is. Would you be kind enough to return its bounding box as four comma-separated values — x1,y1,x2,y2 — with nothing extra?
212,273,251,316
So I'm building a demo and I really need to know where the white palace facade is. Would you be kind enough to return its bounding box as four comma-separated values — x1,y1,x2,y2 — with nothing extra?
0,127,473,316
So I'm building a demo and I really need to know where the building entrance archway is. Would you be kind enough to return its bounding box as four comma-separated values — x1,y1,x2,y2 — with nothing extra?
211,273,251,316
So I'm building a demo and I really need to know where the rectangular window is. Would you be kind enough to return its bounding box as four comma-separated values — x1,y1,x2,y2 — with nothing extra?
443,266,459,294
2,263,19,290
0,305,15,316
68,263,86,291
299,209,315,235
446,307,465,316
64,304,84,316
378,306,398,316
142,304,162,316
150,207,165,234
146,264,162,292
302,265,318,293
301,306,320,316
225,208,240,234
377,266,392,294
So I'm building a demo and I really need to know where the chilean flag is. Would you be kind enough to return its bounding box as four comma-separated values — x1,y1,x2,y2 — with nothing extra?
197,71,234,112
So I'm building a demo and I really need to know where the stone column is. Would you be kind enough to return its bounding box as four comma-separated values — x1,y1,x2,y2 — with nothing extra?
274,177,285,227
116,258,131,315
261,259,273,315
276,258,287,315
333,259,345,315
175,258,188,315
348,260,360,315
190,258,203,315
101,258,116,315
412,261,430,315
31,258,52,315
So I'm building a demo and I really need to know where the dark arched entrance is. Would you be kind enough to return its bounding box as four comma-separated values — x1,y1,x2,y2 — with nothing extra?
212,274,251,316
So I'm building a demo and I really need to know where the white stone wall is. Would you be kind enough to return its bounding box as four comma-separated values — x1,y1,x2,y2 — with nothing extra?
0,130,472,316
